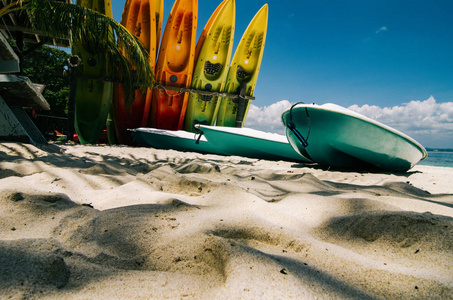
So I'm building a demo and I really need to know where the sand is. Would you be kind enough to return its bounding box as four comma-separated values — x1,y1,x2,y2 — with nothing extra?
0,141,452,299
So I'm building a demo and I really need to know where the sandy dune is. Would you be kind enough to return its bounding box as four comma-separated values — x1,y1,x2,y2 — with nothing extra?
0,142,452,299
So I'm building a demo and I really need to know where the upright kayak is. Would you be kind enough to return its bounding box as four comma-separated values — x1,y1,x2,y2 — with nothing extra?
281,103,428,171
183,0,235,132
111,0,163,145
215,4,268,127
151,0,198,130
72,0,113,144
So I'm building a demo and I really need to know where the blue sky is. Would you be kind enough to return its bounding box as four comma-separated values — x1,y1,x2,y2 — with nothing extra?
109,0,453,147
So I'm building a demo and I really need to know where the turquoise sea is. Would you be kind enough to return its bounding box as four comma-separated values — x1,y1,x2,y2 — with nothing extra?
418,150,453,168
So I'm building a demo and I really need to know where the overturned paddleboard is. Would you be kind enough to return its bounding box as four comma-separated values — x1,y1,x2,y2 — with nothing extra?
281,103,428,171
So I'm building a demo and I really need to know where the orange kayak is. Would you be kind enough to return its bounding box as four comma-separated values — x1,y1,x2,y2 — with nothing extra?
150,0,198,130
112,0,163,144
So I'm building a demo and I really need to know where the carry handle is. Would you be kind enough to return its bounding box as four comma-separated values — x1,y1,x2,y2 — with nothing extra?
287,123,309,147
287,102,311,148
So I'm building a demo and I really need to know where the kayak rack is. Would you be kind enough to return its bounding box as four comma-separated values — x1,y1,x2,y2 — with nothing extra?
152,84,255,101
155,82,252,128
67,56,255,101
69,74,255,101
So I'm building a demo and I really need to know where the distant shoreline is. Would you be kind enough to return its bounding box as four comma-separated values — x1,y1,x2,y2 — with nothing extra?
419,150,453,168
426,148,453,152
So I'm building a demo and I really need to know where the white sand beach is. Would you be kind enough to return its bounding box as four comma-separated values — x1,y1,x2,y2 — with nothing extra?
0,142,452,299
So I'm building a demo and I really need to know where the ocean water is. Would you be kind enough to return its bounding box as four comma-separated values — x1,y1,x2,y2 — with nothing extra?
418,151,453,168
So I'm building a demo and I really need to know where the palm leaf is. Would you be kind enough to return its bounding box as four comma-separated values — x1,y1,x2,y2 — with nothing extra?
1,0,153,105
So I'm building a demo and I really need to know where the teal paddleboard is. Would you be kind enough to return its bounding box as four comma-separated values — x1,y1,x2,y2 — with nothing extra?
281,103,428,171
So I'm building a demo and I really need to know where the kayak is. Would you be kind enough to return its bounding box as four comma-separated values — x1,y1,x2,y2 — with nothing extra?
197,124,311,162
215,4,268,127
73,0,113,144
111,0,163,145
183,0,235,132
151,0,198,130
130,127,228,155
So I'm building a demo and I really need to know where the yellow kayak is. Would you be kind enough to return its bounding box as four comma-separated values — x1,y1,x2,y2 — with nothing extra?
216,4,268,127
183,0,235,132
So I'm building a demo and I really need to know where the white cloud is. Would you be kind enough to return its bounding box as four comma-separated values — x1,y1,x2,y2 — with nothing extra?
245,100,293,135
245,97,453,148
376,26,388,34
348,97,453,148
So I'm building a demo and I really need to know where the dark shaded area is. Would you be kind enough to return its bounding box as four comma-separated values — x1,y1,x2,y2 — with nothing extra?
321,211,453,251
211,228,379,299
0,239,70,289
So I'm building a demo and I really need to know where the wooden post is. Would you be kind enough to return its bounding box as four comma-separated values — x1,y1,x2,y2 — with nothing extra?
67,56,80,141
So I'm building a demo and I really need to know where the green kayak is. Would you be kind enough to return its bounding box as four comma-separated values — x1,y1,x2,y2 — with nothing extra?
281,103,428,172
72,0,113,144
130,128,228,155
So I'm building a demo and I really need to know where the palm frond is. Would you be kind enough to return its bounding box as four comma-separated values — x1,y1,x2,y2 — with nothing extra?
1,0,153,105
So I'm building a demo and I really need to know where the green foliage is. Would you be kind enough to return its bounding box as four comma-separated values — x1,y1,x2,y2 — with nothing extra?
22,45,70,114
21,45,70,133
1,0,156,135
1,0,154,104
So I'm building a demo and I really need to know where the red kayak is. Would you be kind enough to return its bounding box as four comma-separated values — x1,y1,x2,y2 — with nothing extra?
111,0,163,144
